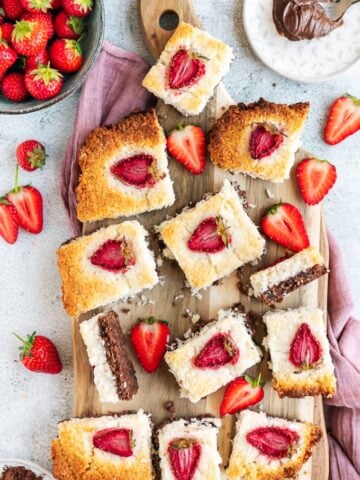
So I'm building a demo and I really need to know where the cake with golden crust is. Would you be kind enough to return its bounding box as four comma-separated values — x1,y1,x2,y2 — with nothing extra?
227,410,322,480
51,410,153,480
208,99,310,182
263,307,336,398
142,22,233,116
57,221,158,318
76,110,175,222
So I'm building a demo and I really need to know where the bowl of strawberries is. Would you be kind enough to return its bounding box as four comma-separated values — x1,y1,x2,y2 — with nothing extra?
0,0,104,114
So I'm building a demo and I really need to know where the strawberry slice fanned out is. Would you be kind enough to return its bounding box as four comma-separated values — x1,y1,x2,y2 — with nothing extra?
90,239,135,273
289,323,322,370
296,157,337,205
0,199,18,244
110,154,163,189
93,428,133,457
194,333,239,369
169,49,206,89
247,426,299,459
188,216,231,253
324,94,360,145
167,124,206,175
220,374,265,417
261,203,310,252
250,123,284,160
168,438,202,480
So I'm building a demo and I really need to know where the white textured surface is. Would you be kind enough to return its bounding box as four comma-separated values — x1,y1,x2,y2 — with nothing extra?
0,0,359,470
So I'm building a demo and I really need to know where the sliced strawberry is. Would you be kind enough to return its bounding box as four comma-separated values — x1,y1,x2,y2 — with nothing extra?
261,203,310,252
168,438,202,480
220,374,265,416
289,323,322,370
130,317,170,373
324,94,360,145
167,124,206,175
0,198,18,244
194,333,239,369
187,216,231,253
250,123,284,160
296,157,337,205
247,426,299,459
110,154,163,189
93,428,133,457
90,239,135,273
169,49,205,89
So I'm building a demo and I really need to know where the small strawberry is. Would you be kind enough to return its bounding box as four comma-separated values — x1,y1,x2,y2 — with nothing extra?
193,333,239,369
7,165,43,233
110,154,164,189
49,38,83,73
11,19,48,56
130,317,170,373
296,157,337,205
289,323,322,370
16,139,46,171
24,47,49,70
93,428,134,457
187,216,231,253
0,40,18,78
168,438,202,480
167,124,206,175
22,11,54,38
247,426,299,459
90,239,135,273
261,203,310,252
0,198,18,244
0,23,14,43
250,123,284,160
54,10,85,39
325,94,360,145
169,49,206,89
14,331,62,374
219,374,265,417
62,0,93,17
20,0,52,12
3,0,24,20
1,72,28,101
25,63,63,99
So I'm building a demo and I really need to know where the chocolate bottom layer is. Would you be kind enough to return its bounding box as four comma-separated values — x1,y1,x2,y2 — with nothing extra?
98,311,138,400
1,466,43,480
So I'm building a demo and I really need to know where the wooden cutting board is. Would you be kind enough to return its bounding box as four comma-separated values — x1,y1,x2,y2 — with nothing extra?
72,1,329,478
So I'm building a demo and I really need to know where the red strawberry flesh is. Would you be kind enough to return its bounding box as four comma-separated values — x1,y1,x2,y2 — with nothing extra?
90,239,135,273
250,124,284,160
166,124,206,175
247,426,299,459
7,185,43,234
169,49,205,89
289,323,322,369
168,438,202,480
0,201,18,244
188,217,230,253
93,428,133,457
110,154,159,189
325,94,360,145
220,375,265,416
194,333,239,369
296,158,337,206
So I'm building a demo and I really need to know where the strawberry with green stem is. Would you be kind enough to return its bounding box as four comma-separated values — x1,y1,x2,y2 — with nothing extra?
54,10,85,39
14,331,62,374
62,0,93,17
16,139,46,171
11,19,48,56
167,124,206,175
220,374,265,416
20,0,53,13
49,38,83,73
25,62,63,99
0,197,18,244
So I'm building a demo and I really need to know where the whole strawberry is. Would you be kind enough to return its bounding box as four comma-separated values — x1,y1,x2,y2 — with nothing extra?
1,72,28,101
25,47,49,70
22,11,54,39
49,38,83,73
14,331,62,374
0,23,14,43
54,10,85,39
3,0,24,20
0,40,18,78
20,0,52,12
11,19,48,56
25,63,63,99
62,0,93,17
16,139,46,171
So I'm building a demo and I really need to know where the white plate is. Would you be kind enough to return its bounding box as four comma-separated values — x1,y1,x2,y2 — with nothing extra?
243,0,360,82
0,458,53,479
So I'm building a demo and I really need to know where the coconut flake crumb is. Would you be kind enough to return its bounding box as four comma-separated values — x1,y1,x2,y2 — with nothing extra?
158,275,165,286
248,203,256,209
191,290,203,300
250,259,259,266
156,256,164,268
265,188,275,199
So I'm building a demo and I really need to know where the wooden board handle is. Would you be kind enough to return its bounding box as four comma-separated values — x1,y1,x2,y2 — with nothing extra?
139,0,202,59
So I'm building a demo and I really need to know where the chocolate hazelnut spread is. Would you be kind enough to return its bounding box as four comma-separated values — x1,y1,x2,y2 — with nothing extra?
273,0,343,41
1,466,43,480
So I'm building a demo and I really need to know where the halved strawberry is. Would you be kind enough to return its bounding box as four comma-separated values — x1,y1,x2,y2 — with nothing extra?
0,198,18,244
168,49,205,89
167,124,206,175
187,216,231,253
289,323,322,370
93,428,133,457
247,426,299,459
324,94,360,145
261,203,310,252
90,239,135,273
130,317,170,373
296,157,337,205
250,123,284,160
194,333,239,369
220,374,265,417
110,154,164,189
168,438,201,480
